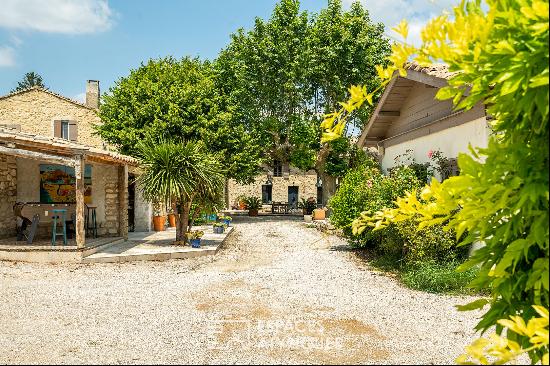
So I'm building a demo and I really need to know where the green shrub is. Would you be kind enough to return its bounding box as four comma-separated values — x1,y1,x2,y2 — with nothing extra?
329,164,383,235
400,261,480,295
396,220,468,263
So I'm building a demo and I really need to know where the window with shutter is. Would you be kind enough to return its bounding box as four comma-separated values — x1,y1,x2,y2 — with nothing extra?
53,120,62,138
54,120,77,141
60,121,69,140
68,121,78,141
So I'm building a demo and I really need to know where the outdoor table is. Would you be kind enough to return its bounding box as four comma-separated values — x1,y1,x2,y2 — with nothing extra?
271,202,289,214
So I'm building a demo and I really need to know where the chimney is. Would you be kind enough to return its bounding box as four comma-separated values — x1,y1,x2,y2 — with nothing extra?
85,80,100,109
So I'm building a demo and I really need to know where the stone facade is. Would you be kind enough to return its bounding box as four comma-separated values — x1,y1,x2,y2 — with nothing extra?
228,164,318,208
0,88,104,148
103,173,121,236
0,154,17,238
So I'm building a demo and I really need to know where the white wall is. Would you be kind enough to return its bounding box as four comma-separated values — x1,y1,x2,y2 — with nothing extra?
381,117,490,173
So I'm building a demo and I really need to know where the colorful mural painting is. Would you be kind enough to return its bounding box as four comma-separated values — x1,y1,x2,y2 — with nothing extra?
39,164,92,203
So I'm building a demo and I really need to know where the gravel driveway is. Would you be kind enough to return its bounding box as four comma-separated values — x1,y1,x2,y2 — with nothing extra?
0,216,483,364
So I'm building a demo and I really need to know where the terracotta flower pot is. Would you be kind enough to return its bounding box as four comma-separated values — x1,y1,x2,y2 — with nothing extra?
248,209,258,217
153,215,166,231
167,214,176,227
313,208,325,220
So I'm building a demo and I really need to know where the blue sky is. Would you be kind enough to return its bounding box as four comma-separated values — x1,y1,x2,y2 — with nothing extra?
0,0,458,101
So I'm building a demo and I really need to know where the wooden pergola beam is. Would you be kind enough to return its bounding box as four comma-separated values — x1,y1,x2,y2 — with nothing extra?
0,144,75,166
75,155,86,249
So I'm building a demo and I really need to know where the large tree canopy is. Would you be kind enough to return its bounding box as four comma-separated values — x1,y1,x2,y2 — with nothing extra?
97,56,262,183
214,0,390,202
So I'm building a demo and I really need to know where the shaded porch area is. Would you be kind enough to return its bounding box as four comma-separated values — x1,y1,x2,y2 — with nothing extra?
0,128,138,254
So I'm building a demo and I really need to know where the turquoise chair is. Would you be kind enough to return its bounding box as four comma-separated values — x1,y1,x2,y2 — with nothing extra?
51,209,68,246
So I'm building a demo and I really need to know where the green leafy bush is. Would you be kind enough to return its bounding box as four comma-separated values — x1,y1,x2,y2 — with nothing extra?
395,220,468,264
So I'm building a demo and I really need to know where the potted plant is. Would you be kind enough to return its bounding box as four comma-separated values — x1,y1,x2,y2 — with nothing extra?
213,222,225,234
244,196,262,217
167,206,177,228
313,207,327,221
237,195,247,210
188,230,204,248
298,197,317,216
220,215,232,226
152,201,165,231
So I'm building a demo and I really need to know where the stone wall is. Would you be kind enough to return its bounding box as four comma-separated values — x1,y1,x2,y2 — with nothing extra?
228,166,318,208
0,88,104,148
0,154,17,238
96,164,120,236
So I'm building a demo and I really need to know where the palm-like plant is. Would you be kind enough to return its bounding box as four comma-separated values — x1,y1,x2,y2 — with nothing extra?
136,137,225,243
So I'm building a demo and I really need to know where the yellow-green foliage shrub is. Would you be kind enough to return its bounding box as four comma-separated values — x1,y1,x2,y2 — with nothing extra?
321,0,549,362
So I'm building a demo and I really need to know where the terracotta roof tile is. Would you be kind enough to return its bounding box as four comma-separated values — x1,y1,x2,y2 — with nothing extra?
404,62,459,80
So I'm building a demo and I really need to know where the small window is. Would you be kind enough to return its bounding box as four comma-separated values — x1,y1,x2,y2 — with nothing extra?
273,160,282,177
54,120,78,141
61,121,70,140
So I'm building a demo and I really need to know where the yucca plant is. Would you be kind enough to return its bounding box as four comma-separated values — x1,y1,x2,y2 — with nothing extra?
136,137,225,243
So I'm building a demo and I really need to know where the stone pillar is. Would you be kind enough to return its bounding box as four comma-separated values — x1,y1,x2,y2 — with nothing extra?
0,154,17,238
75,155,86,248
118,164,128,239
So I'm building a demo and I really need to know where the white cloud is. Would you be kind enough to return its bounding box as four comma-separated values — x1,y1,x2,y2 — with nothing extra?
0,46,16,67
73,92,86,103
0,0,114,34
344,0,459,45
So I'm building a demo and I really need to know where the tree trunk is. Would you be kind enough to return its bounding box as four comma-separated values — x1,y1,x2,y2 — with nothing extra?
176,198,192,244
188,205,201,232
315,144,337,207
224,179,229,209
320,171,337,207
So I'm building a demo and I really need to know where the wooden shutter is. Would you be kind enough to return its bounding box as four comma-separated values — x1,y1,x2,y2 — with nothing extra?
53,120,62,138
68,121,78,141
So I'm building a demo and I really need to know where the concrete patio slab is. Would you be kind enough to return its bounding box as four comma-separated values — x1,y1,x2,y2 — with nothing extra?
0,237,125,263
82,226,234,263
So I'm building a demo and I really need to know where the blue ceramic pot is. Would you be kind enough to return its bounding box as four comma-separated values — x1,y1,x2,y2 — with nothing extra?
223,219,231,226
190,238,201,248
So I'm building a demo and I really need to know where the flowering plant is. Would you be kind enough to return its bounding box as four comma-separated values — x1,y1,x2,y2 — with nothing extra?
187,230,204,240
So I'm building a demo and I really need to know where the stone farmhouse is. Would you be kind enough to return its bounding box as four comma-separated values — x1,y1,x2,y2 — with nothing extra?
227,161,320,212
0,81,152,259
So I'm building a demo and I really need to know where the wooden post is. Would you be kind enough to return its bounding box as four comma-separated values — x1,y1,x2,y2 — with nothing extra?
75,155,86,249
118,164,128,240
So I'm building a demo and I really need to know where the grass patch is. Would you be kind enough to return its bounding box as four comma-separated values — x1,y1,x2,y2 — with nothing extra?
401,261,480,295
357,250,483,295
